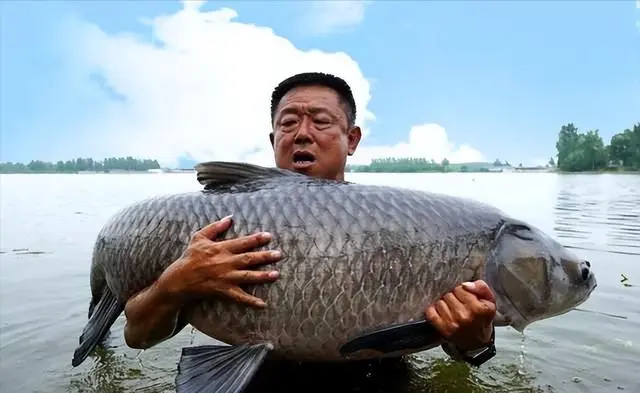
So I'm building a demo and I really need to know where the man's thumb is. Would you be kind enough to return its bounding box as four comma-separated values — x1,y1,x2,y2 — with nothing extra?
462,280,496,303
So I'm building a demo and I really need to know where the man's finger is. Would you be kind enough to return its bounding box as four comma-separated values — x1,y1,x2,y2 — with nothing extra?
461,280,496,303
426,304,452,339
232,250,282,268
442,291,465,309
225,269,280,284
221,232,272,254
434,299,454,326
226,286,267,308
443,292,471,323
451,285,479,305
197,215,233,240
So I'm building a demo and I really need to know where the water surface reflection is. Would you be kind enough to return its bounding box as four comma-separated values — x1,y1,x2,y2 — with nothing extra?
68,346,551,393
554,174,640,257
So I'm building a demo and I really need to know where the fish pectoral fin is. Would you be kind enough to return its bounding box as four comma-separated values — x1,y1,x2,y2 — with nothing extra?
339,319,442,358
175,343,272,393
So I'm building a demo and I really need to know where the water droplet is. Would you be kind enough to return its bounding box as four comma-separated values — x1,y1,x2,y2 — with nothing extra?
517,332,528,375
189,326,196,345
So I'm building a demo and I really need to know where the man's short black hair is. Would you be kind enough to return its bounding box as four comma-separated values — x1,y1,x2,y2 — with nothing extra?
270,72,357,128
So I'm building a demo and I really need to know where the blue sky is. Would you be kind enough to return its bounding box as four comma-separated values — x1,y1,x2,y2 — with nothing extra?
1,0,638,167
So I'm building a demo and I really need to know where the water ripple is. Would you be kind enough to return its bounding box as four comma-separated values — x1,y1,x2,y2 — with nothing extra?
554,175,640,256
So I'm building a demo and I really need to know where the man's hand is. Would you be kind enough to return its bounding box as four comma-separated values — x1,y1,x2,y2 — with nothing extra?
123,215,282,349
157,215,283,308
425,280,497,351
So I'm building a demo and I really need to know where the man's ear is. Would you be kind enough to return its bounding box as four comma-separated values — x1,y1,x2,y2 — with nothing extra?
269,132,275,148
347,126,362,156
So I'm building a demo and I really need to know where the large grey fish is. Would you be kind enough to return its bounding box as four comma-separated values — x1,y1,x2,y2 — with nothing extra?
71,161,597,393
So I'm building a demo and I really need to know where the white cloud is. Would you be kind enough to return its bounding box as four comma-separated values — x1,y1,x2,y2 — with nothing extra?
350,124,485,165
299,1,371,36
59,0,483,168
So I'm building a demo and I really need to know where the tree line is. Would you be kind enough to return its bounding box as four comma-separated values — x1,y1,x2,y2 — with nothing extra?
352,157,450,173
555,123,640,172
347,157,506,173
0,156,161,174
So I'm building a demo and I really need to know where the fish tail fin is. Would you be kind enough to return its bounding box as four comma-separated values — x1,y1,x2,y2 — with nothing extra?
71,288,124,367
175,343,272,393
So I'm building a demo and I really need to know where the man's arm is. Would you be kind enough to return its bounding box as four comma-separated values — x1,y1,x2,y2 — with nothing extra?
123,216,283,349
123,279,187,349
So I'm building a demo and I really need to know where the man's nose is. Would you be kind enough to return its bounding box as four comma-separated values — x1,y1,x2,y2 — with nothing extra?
294,117,314,144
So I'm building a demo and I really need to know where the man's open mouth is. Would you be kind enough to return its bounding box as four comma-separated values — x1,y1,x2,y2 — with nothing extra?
292,151,316,169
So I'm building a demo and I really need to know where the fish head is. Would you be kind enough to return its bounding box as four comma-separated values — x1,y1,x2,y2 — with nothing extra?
486,220,597,332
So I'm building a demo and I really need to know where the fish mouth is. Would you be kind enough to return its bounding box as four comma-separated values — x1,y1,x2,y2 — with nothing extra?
292,150,316,170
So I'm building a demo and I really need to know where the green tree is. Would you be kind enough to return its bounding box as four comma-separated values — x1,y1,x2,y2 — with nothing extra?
609,124,640,169
582,129,608,170
555,123,580,169
554,123,609,172
0,157,161,174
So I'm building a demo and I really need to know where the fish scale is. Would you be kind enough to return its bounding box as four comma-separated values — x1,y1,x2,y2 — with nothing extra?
73,162,597,393
189,187,495,361
97,180,490,357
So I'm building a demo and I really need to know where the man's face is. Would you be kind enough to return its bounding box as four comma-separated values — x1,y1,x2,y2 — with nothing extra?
270,85,361,181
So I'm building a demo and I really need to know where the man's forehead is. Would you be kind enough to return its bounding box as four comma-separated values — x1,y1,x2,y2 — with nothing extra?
277,101,339,116
277,85,341,109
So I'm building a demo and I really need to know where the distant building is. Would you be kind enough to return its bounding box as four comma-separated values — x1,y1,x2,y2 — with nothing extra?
513,166,552,173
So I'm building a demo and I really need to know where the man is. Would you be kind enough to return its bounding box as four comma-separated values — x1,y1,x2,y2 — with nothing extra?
123,72,497,366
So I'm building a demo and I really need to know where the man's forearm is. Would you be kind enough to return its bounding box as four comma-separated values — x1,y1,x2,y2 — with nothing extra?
123,280,187,349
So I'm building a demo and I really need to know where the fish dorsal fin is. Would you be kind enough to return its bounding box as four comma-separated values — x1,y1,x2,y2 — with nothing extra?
194,161,302,188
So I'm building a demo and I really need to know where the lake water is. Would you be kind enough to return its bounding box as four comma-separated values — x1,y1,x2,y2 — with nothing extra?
1,172,638,393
